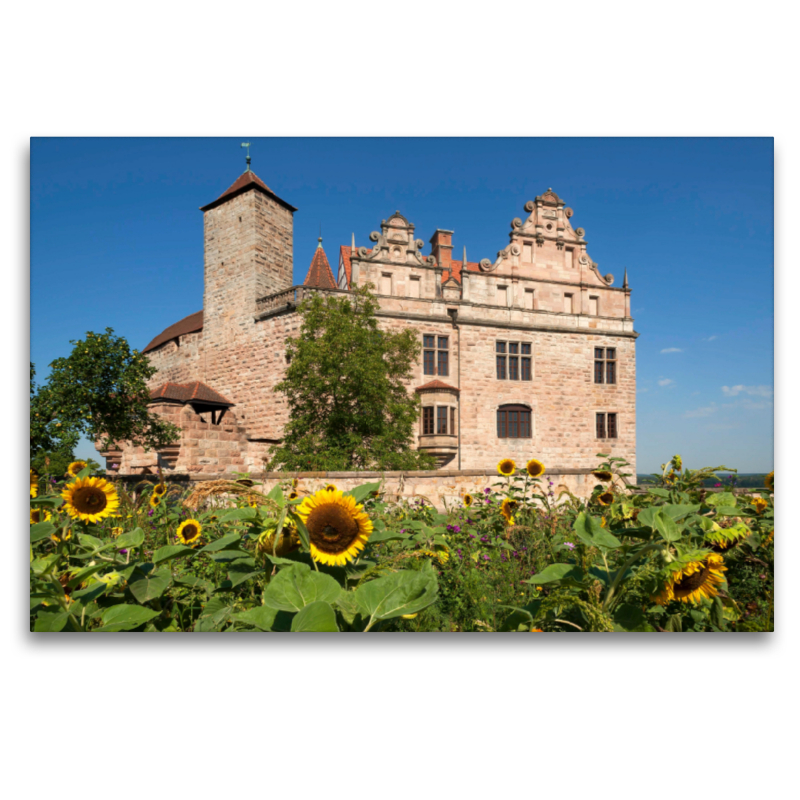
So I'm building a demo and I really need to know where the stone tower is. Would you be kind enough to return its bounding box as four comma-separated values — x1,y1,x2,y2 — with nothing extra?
200,170,296,356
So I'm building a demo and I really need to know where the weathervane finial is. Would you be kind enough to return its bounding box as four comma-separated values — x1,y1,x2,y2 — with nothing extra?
241,142,251,172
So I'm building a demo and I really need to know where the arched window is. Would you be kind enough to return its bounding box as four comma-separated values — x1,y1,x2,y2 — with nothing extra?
497,404,532,439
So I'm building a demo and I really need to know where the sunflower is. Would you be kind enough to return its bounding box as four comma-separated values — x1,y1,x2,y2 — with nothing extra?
149,493,161,509
434,547,450,565
176,519,203,546
256,520,300,558
596,490,614,507
497,458,516,477
751,497,768,515
30,508,51,525
463,493,474,507
652,552,727,606
61,476,119,524
500,498,519,523
706,524,749,554
153,482,167,497
324,483,337,492
66,460,88,478
530,628,543,633
111,526,123,538
764,471,774,491
592,470,613,482
671,455,683,471
295,488,373,566
288,490,299,501
51,528,73,543
526,459,545,478
30,470,39,498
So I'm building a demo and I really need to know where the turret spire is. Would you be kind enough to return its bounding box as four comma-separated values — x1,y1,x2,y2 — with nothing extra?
240,142,251,172
623,267,629,289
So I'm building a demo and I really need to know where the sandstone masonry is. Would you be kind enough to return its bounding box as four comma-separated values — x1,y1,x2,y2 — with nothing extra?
100,171,638,492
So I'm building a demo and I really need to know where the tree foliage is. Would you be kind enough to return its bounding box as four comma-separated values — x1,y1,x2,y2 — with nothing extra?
30,328,180,460
267,286,436,472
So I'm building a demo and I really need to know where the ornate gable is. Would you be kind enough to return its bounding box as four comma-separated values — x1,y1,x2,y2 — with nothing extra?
355,211,436,267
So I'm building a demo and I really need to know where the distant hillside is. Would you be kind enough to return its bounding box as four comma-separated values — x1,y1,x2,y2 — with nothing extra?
636,473,770,489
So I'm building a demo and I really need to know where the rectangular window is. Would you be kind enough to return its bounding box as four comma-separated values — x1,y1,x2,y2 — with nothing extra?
565,248,573,269
596,412,606,439
508,342,519,381
563,293,574,314
437,406,448,435
496,341,506,379
450,407,456,436
438,336,449,377
381,273,392,296
423,335,449,376
521,343,532,381
497,340,532,380
409,277,420,298
589,296,599,316
423,407,434,435
497,406,532,439
523,242,533,262
608,412,618,439
497,285,508,306
524,288,534,310
594,347,617,385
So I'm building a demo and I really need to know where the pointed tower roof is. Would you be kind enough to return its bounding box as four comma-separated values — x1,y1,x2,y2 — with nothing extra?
200,170,297,213
303,238,337,289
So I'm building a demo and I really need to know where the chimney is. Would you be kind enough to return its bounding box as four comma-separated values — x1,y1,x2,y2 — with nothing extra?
429,229,454,270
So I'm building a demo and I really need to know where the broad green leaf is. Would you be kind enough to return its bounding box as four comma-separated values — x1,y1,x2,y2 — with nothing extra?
266,484,285,503
96,604,160,632
345,482,382,504
152,544,195,565
115,527,145,549
219,508,258,523
705,492,737,507
227,559,262,588
196,533,243,553
72,582,107,603
586,514,622,548
647,488,670,498
573,512,595,547
291,601,339,632
368,527,408,544
660,504,701,521
500,600,542,632
194,598,233,631
614,603,647,631
636,507,660,530
711,596,726,630
231,606,279,631
174,574,215,593
263,564,341,612
77,532,105,549
209,549,251,563
525,563,585,585
30,495,64,509
354,568,438,622
294,516,311,551
128,568,172,604
714,506,741,516
30,521,57,542
653,510,682,542
34,610,70,632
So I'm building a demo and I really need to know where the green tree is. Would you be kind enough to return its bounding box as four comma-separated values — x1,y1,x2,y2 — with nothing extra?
268,285,436,472
30,328,180,461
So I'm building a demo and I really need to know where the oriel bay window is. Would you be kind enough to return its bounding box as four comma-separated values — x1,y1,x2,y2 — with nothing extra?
594,347,616,384
423,335,449,376
497,404,532,439
496,341,532,380
596,412,618,439
422,405,456,435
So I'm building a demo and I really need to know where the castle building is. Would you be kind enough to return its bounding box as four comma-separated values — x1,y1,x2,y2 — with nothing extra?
101,168,637,477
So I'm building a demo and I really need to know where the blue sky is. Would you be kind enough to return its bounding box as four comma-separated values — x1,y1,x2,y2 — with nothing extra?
30,137,774,473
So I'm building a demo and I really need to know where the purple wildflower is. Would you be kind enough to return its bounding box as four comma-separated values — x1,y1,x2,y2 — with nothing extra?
118,548,128,555
111,463,119,469
148,509,154,517
565,542,575,550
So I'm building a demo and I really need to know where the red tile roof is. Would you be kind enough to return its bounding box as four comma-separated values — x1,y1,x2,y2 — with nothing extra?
443,259,481,284
143,310,204,353
415,380,460,393
339,245,353,287
150,381,233,406
199,170,297,213
303,242,337,289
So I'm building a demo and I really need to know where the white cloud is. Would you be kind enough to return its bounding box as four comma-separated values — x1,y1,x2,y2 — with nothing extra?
705,335,718,341
658,378,674,387
721,385,773,398
684,404,718,418
660,347,683,354
637,387,649,393
740,398,773,411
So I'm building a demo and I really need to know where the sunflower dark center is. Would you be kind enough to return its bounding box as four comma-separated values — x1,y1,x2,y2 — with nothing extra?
31,511,41,523
307,504,359,554
182,524,198,540
74,487,107,513
674,565,710,595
